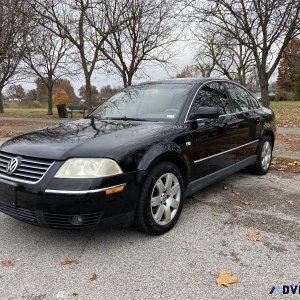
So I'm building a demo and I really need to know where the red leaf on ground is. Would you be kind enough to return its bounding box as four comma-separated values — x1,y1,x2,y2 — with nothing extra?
1,260,13,268
61,258,77,265
90,273,97,281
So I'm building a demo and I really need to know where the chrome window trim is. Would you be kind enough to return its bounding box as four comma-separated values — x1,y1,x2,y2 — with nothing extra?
185,108,261,123
194,140,259,164
184,82,206,123
218,108,261,118
45,183,126,195
184,79,261,123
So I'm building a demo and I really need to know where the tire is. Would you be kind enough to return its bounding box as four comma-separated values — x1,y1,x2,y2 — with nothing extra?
249,136,273,175
135,162,184,235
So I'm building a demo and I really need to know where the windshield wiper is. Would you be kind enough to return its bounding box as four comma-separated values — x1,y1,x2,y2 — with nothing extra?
86,115,101,120
108,116,148,121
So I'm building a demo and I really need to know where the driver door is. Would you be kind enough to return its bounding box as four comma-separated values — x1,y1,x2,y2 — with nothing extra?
189,82,239,181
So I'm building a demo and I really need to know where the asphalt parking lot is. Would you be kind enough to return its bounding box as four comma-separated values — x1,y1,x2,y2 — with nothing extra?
0,170,299,300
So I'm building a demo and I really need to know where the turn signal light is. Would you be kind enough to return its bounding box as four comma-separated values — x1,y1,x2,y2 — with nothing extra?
105,185,125,195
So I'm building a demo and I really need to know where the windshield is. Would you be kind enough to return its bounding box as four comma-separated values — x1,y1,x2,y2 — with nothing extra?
91,83,194,122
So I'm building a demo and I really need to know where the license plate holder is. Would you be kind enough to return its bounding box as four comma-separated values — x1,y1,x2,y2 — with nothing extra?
0,179,17,208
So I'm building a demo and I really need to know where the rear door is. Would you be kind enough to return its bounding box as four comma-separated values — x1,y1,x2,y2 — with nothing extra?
223,82,262,162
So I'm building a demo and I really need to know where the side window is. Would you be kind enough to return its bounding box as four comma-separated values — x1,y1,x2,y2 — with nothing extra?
246,91,260,109
224,83,256,112
190,82,232,116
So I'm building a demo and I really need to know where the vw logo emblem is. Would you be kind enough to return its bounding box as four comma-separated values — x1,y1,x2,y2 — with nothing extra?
6,158,20,175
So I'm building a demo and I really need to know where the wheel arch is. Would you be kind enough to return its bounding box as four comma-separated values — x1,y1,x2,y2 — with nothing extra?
264,129,275,149
137,143,191,188
151,154,190,188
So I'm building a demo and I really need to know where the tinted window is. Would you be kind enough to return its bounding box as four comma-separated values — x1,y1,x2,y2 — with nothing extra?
246,92,260,109
224,83,258,112
190,82,232,115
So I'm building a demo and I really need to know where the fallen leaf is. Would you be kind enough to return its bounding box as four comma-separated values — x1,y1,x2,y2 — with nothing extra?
1,260,13,268
61,258,77,265
287,200,294,205
216,270,238,287
232,191,240,196
90,273,97,281
242,201,252,205
247,230,261,241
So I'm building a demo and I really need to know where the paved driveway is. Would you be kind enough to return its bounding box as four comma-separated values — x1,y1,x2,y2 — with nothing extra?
0,170,299,300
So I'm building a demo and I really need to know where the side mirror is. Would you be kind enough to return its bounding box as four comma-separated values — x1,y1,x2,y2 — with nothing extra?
189,107,220,120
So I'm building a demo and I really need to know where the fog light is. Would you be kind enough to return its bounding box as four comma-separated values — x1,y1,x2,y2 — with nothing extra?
70,215,84,226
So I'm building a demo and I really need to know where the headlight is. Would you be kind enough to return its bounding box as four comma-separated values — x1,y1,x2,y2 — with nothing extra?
54,158,123,178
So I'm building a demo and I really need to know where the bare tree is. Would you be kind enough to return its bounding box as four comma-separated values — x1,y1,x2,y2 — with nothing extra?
95,0,179,87
24,26,72,115
189,0,300,107
194,24,256,87
7,84,25,98
176,65,198,78
193,55,216,78
31,0,130,112
0,0,28,113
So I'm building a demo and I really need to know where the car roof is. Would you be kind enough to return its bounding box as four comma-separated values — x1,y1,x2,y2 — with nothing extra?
140,78,230,85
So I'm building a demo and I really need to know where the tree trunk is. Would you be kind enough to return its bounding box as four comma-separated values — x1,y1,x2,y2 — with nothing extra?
0,87,4,113
127,74,133,87
259,75,270,108
47,85,53,115
122,73,128,88
85,76,92,112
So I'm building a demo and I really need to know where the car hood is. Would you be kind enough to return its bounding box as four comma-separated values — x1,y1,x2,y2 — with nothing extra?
1,119,183,160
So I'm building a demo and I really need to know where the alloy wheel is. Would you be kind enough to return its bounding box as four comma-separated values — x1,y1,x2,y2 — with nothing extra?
150,173,181,226
261,140,272,171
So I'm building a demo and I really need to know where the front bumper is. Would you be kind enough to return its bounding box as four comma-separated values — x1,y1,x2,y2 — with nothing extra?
0,171,143,229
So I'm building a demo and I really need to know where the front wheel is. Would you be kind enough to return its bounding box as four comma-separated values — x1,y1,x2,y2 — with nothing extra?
249,136,273,175
135,162,184,235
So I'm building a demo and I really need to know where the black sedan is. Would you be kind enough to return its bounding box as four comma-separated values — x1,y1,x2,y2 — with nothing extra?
0,79,275,234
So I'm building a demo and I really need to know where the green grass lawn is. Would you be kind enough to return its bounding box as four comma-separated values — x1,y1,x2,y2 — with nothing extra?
1,107,83,119
270,101,300,109
270,101,300,127
2,107,54,118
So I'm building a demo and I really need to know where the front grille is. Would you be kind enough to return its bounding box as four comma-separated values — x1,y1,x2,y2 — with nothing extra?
0,151,54,183
0,202,37,224
44,211,103,229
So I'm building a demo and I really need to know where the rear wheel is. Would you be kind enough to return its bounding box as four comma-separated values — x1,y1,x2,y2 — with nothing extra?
135,162,184,235
249,136,273,175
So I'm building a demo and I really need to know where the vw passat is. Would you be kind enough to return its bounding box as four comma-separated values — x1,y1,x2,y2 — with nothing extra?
0,79,275,234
